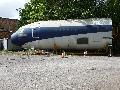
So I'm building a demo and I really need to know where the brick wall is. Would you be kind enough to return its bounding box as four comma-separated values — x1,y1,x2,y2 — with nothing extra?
0,17,18,39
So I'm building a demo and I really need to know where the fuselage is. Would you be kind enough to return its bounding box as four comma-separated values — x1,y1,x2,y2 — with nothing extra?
11,18,112,50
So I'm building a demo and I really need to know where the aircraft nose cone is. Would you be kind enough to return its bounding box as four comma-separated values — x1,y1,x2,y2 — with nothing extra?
11,33,19,46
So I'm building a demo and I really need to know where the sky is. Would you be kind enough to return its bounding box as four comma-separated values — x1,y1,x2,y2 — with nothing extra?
0,0,29,19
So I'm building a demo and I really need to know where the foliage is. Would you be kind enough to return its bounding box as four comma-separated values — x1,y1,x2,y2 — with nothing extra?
19,0,46,26
45,0,96,19
107,0,120,23
19,0,120,27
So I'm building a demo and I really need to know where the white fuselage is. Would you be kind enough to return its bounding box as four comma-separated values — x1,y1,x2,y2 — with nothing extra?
22,31,112,50
11,18,112,50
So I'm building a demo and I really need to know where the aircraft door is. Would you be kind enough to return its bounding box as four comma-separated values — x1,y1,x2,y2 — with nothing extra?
32,28,40,39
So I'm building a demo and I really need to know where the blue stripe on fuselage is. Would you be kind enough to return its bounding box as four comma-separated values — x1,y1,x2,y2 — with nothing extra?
13,25,112,46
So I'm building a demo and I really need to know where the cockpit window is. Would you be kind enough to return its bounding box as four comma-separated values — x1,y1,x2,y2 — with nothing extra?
17,28,27,37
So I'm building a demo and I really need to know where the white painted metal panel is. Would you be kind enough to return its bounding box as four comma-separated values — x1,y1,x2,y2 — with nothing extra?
21,18,112,29
22,30,112,50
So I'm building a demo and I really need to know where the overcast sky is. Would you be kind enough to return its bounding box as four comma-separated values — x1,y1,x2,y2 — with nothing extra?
0,0,29,19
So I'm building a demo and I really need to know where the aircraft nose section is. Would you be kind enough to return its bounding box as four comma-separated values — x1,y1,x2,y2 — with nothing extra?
11,33,20,46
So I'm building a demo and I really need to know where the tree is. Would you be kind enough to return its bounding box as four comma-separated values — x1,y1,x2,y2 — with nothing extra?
91,0,109,18
19,0,97,26
45,0,96,19
19,0,46,27
107,0,120,23
19,0,120,27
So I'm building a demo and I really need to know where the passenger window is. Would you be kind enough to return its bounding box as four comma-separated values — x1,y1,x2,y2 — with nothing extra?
77,37,88,44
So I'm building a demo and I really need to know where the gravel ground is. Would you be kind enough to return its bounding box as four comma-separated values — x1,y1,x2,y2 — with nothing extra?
0,54,120,90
